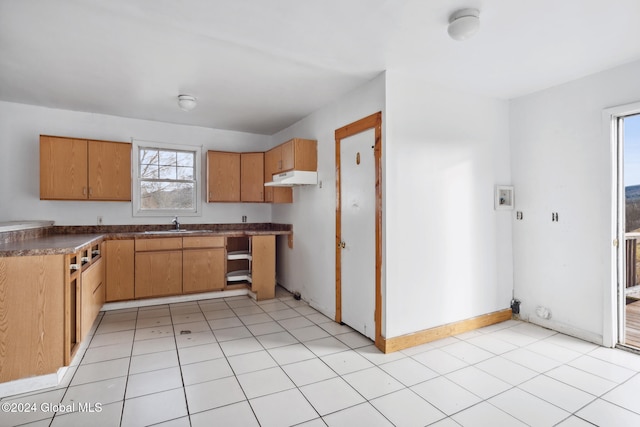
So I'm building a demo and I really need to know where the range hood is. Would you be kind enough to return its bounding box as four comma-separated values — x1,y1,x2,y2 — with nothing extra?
264,170,318,187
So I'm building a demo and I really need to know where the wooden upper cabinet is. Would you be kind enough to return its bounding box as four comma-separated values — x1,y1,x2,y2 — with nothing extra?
40,135,131,201
263,138,317,204
207,151,241,202
40,136,88,200
87,140,131,201
241,152,264,202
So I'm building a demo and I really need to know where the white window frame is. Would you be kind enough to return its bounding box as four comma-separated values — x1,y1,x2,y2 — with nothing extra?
132,139,202,217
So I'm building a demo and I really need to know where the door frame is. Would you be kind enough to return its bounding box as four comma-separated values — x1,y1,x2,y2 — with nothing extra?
335,111,383,350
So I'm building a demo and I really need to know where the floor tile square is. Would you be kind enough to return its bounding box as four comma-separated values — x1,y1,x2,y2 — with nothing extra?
475,356,537,385
440,341,494,364
519,375,596,412
446,365,512,399
576,398,640,426
544,333,600,354
89,329,135,348
281,358,338,386
259,301,290,313
134,324,174,341
51,401,123,427
589,346,640,371
489,388,571,427
237,367,295,399
545,365,617,395
225,298,257,308
181,357,234,386
246,321,285,336
501,347,563,373
306,313,334,325
129,349,179,374
62,376,126,406
321,350,374,375
239,313,272,325
249,389,318,427
267,308,301,321
228,350,278,375
125,366,183,398
121,388,187,427
290,325,331,342
555,415,600,426
175,331,217,348
203,308,236,320
136,307,170,319
219,336,263,356
232,305,265,316
136,315,173,329
568,355,635,383
172,311,206,325
526,339,583,363
452,401,527,427
95,318,136,335
278,316,315,330
319,322,354,336
342,367,404,400
208,316,243,330
335,331,374,349
70,357,130,386
268,343,317,365
467,334,519,354
299,377,365,416
81,341,132,364
371,388,446,426
357,344,407,365
411,376,482,416
132,336,176,355
214,326,253,342
257,331,299,349
602,373,640,413
178,342,224,365
185,377,246,413
305,336,350,357
411,348,468,374
379,357,438,386
190,401,259,427
322,402,392,426
173,320,211,335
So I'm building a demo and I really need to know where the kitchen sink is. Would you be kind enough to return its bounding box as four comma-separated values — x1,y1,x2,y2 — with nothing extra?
143,230,213,234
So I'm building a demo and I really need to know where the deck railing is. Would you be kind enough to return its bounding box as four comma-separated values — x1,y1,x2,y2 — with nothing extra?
626,233,640,288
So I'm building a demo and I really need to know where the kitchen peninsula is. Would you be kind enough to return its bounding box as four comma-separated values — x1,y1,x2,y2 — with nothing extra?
0,222,291,394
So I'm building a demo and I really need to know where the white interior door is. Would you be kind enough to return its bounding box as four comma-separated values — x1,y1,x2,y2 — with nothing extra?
340,129,376,340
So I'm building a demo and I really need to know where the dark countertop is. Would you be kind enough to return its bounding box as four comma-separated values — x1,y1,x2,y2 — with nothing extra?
0,224,292,257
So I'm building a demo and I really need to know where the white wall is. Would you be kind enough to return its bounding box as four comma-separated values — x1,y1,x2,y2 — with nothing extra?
270,73,386,321
384,71,512,338
510,59,640,344
0,101,271,225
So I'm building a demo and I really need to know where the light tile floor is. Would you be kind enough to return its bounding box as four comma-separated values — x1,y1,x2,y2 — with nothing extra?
4,287,640,426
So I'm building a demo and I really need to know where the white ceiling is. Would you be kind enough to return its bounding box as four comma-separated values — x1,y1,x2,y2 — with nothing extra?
1,0,640,135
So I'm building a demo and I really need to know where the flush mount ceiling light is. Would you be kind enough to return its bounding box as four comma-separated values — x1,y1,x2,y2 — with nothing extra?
177,94,197,111
447,8,480,41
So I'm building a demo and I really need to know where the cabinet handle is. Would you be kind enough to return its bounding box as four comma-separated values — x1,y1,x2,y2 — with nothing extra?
82,187,87,195
88,187,93,196
278,160,282,170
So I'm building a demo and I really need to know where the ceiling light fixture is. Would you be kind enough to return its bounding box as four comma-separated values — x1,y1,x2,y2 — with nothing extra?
447,8,480,41
177,94,197,111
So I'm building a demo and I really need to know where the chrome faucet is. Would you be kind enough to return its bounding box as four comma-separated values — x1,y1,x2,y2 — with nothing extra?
172,216,180,230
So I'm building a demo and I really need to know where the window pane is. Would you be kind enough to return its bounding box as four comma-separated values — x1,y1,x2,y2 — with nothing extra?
140,181,195,210
177,151,194,167
159,150,177,166
140,163,158,179
177,166,194,180
159,165,176,180
140,149,158,164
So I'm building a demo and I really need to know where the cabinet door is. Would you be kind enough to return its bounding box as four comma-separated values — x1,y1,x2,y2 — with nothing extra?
80,257,105,341
135,251,183,298
207,151,240,202
40,136,88,200
281,139,295,171
264,146,292,204
292,138,318,171
183,248,225,293
251,235,276,300
88,140,132,201
105,240,134,301
241,152,264,202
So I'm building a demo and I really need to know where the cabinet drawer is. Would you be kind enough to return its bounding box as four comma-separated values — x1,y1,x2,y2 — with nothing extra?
135,237,182,251
183,236,225,249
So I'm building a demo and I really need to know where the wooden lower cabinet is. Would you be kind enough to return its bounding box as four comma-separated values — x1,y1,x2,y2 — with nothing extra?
251,235,276,300
80,256,105,342
183,248,225,293
0,255,65,383
105,239,135,302
135,250,183,298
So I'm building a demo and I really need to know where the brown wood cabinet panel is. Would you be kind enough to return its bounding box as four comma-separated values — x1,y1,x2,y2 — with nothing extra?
264,146,292,203
241,152,264,202
251,235,276,300
40,136,88,200
105,240,135,302
0,255,65,383
135,237,182,252
80,257,105,341
182,236,225,248
88,140,131,201
135,250,183,298
207,151,241,202
281,139,295,171
183,248,225,293
290,138,318,171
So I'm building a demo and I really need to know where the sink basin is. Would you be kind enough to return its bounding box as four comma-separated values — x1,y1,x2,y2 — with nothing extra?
143,230,212,234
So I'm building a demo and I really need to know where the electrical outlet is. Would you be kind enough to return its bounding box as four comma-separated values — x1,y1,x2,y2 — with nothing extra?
97,216,103,225
242,215,247,223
